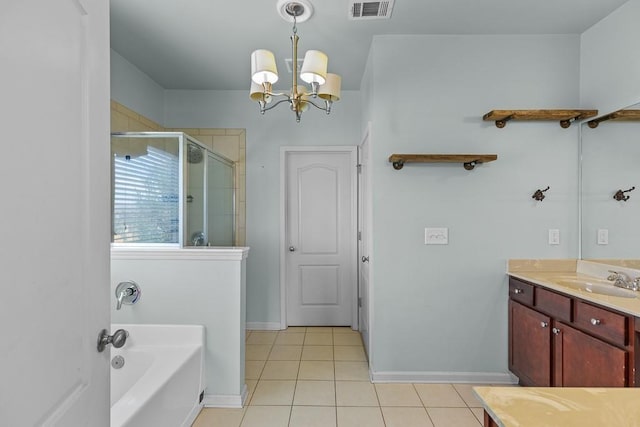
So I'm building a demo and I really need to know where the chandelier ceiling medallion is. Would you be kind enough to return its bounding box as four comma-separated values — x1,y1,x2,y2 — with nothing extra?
250,0,341,123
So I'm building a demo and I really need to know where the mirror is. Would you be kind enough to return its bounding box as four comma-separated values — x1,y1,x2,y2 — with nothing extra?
581,103,640,264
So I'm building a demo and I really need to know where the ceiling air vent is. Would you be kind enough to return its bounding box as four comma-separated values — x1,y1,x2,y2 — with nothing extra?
349,0,394,20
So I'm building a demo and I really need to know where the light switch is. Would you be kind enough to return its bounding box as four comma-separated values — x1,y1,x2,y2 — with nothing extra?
597,229,609,245
548,229,560,245
425,227,448,245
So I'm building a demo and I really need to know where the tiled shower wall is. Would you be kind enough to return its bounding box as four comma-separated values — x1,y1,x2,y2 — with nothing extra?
111,100,246,245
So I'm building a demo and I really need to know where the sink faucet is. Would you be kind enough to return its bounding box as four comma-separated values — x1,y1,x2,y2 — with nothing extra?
607,270,639,291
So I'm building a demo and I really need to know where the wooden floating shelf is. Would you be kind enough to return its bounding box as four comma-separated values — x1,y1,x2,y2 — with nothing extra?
483,109,598,128
388,154,498,171
587,110,640,128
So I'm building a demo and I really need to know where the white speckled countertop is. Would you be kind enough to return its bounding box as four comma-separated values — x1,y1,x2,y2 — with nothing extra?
473,386,640,427
508,259,640,317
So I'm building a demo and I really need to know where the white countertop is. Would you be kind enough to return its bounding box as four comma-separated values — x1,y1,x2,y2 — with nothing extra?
474,386,640,427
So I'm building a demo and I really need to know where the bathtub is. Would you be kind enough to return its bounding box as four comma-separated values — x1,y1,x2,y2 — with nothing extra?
110,324,205,427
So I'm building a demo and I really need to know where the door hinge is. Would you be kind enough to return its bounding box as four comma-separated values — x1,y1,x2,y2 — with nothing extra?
358,297,362,308
357,164,362,173
358,231,362,241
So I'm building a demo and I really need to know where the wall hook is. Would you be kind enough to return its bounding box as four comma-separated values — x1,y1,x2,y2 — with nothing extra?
532,186,550,201
613,186,635,202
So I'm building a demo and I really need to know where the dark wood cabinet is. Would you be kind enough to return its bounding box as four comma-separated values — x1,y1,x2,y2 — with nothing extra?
508,276,637,388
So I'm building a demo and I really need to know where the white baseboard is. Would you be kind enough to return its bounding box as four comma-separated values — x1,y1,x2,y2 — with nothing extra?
246,322,282,331
203,385,247,408
181,403,203,427
371,371,518,384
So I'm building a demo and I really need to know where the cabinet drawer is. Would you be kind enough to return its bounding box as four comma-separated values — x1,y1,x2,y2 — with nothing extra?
509,278,534,306
536,288,571,323
574,301,628,346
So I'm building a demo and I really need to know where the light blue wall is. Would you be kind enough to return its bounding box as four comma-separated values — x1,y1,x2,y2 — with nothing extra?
111,49,165,124
164,90,362,326
366,35,581,378
580,0,640,113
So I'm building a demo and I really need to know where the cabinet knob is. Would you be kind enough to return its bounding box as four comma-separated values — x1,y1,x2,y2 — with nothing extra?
513,288,524,294
540,321,549,328
552,327,561,335
590,318,601,326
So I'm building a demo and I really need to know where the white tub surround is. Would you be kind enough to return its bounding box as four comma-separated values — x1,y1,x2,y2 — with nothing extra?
111,246,249,407
110,324,205,427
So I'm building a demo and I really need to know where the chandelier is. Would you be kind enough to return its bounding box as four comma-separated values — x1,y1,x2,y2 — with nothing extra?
250,0,341,123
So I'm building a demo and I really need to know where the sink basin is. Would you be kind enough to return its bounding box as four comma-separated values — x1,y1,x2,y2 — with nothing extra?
555,278,637,299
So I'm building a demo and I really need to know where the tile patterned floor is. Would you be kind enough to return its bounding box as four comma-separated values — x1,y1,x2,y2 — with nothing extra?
192,327,486,427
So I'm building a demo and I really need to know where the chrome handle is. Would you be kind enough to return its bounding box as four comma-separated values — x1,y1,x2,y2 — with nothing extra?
540,321,549,328
552,327,561,335
115,281,141,310
289,246,296,252
97,328,129,353
361,256,369,263
590,318,601,326
513,288,524,294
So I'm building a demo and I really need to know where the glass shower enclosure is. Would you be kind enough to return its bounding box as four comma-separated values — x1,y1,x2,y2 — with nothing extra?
111,132,235,247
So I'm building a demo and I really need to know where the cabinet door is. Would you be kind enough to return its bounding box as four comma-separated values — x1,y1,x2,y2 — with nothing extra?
553,322,627,387
509,300,552,386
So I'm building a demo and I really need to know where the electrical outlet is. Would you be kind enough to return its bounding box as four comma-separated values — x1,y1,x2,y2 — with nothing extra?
597,229,609,245
548,229,560,245
425,227,448,245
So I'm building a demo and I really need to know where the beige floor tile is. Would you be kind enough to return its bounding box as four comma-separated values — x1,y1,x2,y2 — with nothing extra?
335,381,379,406
245,344,272,361
301,345,334,361
333,333,363,346
452,384,484,408
336,407,385,427
293,380,336,406
381,407,434,427
245,360,266,380
240,406,291,427
334,361,370,381
298,360,335,380
246,331,278,345
289,406,337,427
375,383,423,407
304,333,333,345
414,384,467,408
268,345,302,361
334,346,366,361
275,333,305,345
250,380,296,406
306,326,334,333
192,407,245,427
260,361,300,380
332,327,358,334
245,380,258,405
427,408,482,427
280,327,306,333
470,407,485,424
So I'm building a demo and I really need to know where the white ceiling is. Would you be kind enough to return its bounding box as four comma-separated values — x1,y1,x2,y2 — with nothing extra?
110,0,629,91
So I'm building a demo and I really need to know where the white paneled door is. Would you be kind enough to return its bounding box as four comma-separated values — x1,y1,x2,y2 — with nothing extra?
358,129,372,356
0,0,110,425
282,148,358,327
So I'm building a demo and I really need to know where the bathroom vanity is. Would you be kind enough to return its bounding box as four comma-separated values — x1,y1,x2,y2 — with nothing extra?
507,262,640,388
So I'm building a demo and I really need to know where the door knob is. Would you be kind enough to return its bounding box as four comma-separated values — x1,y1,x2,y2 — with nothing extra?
540,321,549,328
97,328,128,353
289,246,296,252
361,256,369,263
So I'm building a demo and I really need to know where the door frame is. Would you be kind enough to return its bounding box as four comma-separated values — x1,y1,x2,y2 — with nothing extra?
280,146,359,329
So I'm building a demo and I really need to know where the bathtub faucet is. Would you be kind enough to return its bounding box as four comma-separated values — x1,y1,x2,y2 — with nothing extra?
115,281,141,310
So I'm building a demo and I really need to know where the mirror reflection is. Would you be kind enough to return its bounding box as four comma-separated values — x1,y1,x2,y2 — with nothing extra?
581,103,640,262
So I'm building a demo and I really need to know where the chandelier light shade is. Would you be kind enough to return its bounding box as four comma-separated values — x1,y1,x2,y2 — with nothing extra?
251,49,279,85
249,0,341,122
318,73,341,102
299,50,328,84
